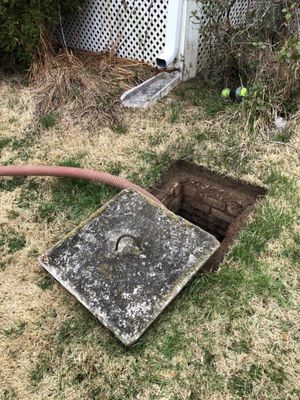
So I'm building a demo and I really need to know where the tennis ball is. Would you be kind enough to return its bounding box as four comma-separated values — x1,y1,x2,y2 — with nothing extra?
240,87,248,97
221,88,231,98
236,86,248,98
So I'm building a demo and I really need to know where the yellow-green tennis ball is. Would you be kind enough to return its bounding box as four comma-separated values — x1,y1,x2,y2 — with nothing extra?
240,87,248,97
221,88,231,98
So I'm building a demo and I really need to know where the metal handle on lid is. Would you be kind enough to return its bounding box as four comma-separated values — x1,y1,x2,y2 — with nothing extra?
115,234,142,252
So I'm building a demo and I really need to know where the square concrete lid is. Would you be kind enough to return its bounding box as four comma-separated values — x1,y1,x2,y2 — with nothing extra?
39,189,220,346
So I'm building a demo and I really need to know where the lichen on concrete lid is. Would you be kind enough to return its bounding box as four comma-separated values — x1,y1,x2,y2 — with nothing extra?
39,189,220,346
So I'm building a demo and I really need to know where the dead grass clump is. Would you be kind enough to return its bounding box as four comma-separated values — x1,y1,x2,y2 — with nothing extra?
30,47,156,128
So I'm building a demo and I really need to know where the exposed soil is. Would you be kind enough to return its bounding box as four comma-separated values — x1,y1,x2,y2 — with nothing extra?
152,161,267,272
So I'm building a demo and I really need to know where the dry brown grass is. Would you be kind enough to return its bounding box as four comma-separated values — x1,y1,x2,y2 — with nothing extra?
30,47,157,128
0,77,299,400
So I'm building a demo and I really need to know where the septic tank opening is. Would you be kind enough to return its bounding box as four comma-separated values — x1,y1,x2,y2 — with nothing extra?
152,161,267,272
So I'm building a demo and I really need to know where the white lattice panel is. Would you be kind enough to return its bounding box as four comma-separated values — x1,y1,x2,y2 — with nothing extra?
194,2,211,74
62,0,168,66
229,0,266,26
196,0,267,72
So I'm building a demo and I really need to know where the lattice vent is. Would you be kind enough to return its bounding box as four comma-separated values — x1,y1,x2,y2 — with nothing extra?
61,0,169,66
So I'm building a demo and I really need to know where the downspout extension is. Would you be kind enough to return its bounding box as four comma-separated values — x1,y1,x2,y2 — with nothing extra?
156,0,183,68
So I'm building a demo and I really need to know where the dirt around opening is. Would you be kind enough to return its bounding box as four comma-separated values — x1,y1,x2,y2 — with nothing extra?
152,161,267,272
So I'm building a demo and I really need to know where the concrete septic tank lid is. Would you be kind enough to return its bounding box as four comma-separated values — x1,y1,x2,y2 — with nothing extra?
39,189,220,346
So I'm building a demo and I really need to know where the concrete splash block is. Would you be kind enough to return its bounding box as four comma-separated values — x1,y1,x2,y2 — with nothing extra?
39,190,219,346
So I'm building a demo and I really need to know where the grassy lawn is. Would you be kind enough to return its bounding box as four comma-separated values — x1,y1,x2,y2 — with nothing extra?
0,77,299,400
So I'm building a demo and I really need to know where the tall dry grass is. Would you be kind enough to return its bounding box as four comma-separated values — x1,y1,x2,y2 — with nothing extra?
30,44,156,128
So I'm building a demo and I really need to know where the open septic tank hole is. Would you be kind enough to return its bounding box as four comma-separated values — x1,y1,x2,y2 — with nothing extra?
152,161,267,272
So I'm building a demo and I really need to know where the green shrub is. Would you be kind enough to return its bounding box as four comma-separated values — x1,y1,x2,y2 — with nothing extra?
0,0,83,70
195,0,300,131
